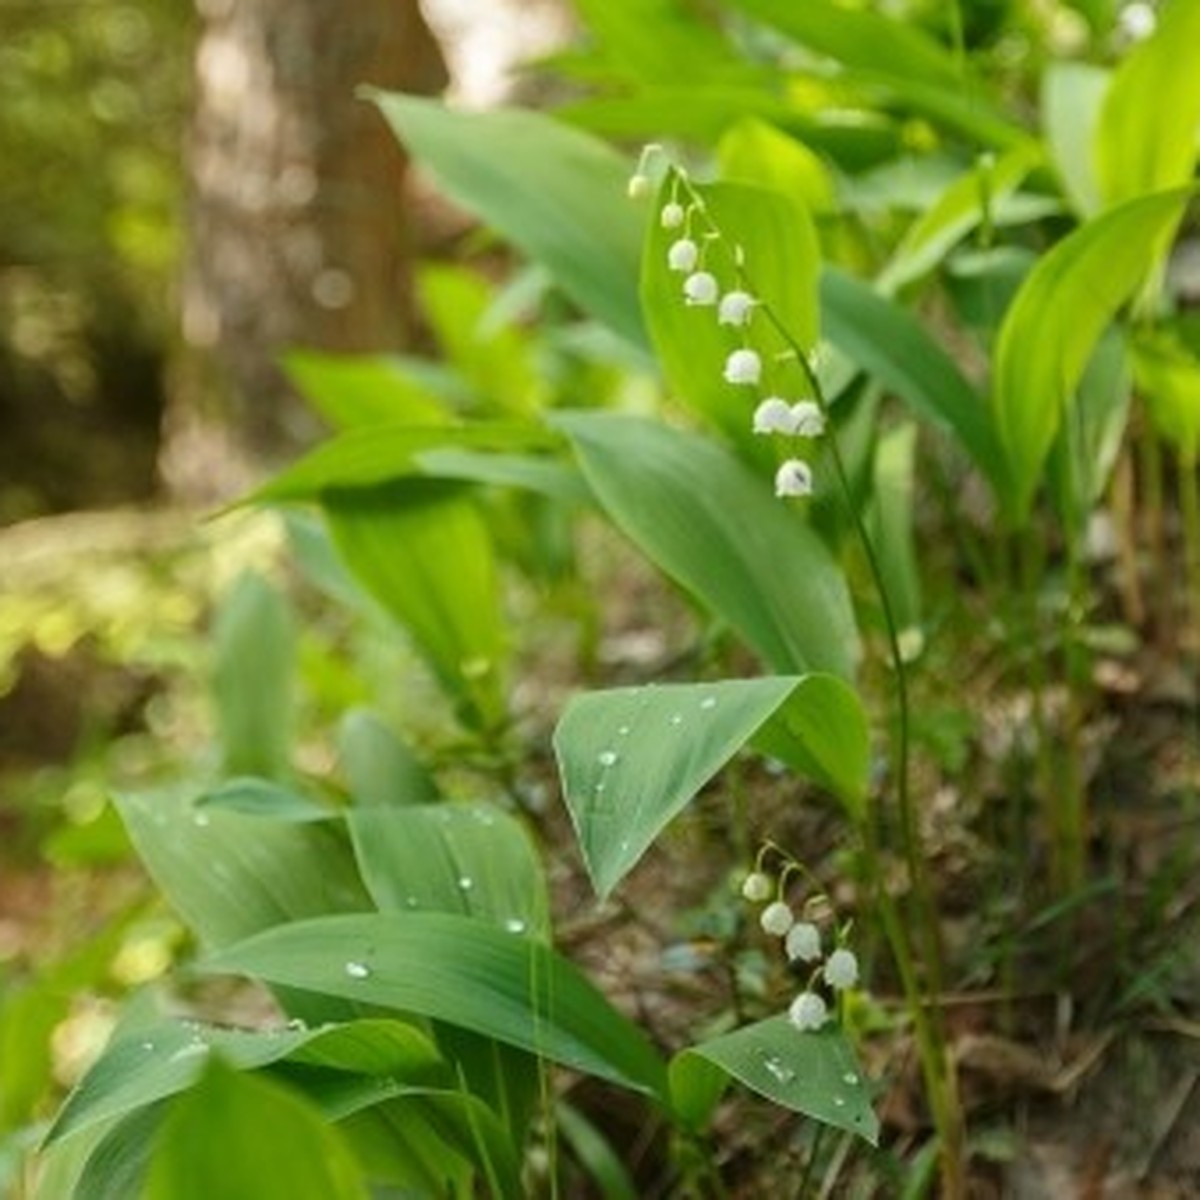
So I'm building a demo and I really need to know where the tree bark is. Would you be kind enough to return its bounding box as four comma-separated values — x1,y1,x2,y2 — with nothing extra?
167,0,446,495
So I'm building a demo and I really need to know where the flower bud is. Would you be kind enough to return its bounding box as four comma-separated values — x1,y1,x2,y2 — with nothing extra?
740,871,773,902
660,201,686,229
824,947,859,990
784,921,822,963
683,271,719,306
718,290,755,326
760,900,794,937
774,459,813,498
667,238,699,272
788,991,829,1032
723,348,762,386
753,397,796,436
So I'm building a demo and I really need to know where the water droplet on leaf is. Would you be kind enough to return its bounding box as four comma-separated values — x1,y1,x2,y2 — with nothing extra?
504,918,526,934
457,876,474,891
344,961,371,979
761,1054,795,1084
700,696,718,710
597,750,619,767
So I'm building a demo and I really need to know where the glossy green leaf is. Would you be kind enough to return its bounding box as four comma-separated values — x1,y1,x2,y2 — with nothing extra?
554,676,868,898
879,143,1044,293
73,1103,163,1200
283,351,448,430
1096,0,1200,206
671,1019,877,1143
642,171,820,456
820,269,1005,490
245,421,552,505
552,412,859,679
1040,63,1108,217
202,912,669,1102
212,572,294,779
144,1058,369,1200
369,92,646,347
116,790,369,954
993,188,1194,521
555,1101,638,1200
323,480,506,730
867,424,922,633
348,802,550,939
412,447,591,505
1132,330,1200,464
337,708,439,808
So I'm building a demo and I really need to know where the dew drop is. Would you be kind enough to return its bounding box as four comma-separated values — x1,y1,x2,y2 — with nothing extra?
593,782,606,794
617,725,631,737
833,1095,846,1107
669,713,684,726
458,876,474,891
405,895,420,908
504,917,527,934
597,749,619,767
761,1054,795,1084
170,1043,209,1063
193,811,211,828
619,837,631,853
344,961,371,979
140,1041,155,1052
286,1018,308,1032
842,1072,859,1086
700,696,718,710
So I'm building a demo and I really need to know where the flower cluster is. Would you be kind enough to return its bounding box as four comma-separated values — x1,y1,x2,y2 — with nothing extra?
632,151,825,501
740,863,860,1034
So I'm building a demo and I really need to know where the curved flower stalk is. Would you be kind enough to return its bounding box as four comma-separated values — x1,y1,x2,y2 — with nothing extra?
633,150,966,1193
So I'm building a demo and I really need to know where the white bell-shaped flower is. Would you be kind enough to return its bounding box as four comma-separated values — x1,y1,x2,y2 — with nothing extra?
790,400,826,437
718,290,755,326
740,871,773,902
753,397,796,436
774,459,813,498
723,348,762,386
683,271,719,306
627,173,651,199
667,238,699,272
759,900,794,937
660,201,686,229
788,991,829,1032
823,947,859,990
784,921,822,963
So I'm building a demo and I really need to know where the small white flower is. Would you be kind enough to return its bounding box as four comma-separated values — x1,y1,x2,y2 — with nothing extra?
723,348,762,386
660,201,686,229
774,459,813,498
824,947,859,990
1119,2,1156,40
789,400,826,438
667,238,699,272
788,991,829,1032
683,271,719,306
740,871,773,903
718,290,755,326
627,173,651,200
897,626,925,663
784,921,822,963
753,397,796,436
760,900,794,937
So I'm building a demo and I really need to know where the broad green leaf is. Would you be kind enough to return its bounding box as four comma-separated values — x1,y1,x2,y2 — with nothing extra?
337,708,440,808
554,677,869,898
283,351,449,429
143,1058,369,1200
671,1019,878,1144
1096,0,1200,206
194,777,332,823
116,790,370,953
74,1103,164,1200
46,1017,440,1148
323,480,506,730
244,421,552,505
202,912,669,1102
1132,330,1200,464
348,802,550,940
820,269,1005,490
879,143,1044,293
642,171,820,457
212,572,294,779
993,188,1194,521
412,447,591,505
551,412,859,680
369,92,646,347
1041,63,1108,217
718,118,838,216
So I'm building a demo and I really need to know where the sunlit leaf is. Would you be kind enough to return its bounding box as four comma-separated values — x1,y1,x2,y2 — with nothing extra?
337,708,440,808
1040,63,1108,217
283,351,449,429
1131,329,1200,464
993,188,1194,521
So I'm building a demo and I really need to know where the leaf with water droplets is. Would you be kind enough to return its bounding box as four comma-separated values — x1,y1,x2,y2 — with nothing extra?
670,1017,877,1144
554,676,869,898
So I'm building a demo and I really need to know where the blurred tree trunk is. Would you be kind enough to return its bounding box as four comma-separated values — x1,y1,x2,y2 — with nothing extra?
165,0,446,497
